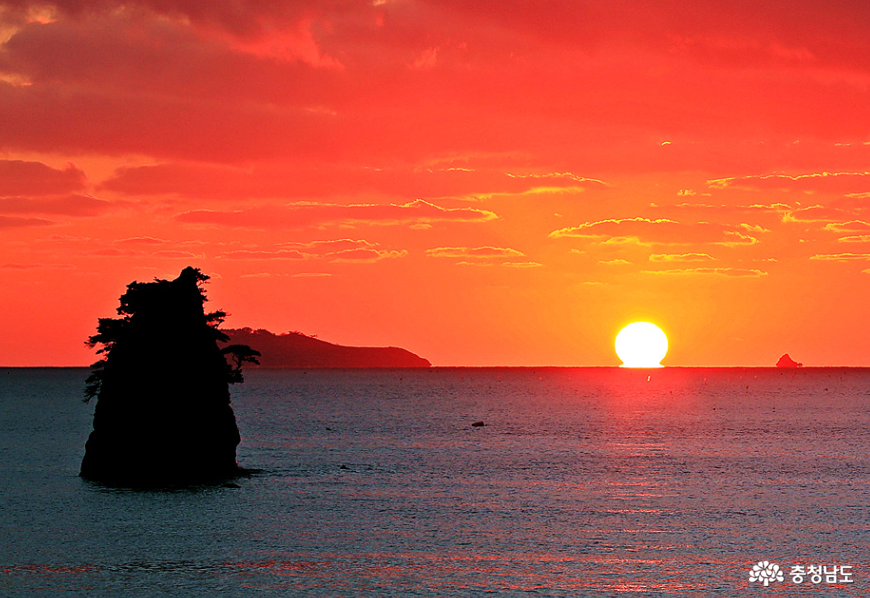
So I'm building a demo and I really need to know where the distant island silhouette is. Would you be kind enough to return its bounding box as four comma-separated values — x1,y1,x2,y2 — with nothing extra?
80,267,258,486
222,328,431,368
776,353,803,368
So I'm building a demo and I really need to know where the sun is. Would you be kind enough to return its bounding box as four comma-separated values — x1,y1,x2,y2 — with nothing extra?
615,322,668,368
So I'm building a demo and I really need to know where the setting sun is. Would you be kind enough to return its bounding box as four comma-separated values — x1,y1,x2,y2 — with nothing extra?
615,322,669,368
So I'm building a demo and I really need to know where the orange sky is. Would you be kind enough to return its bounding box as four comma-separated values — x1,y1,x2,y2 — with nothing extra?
2,0,870,366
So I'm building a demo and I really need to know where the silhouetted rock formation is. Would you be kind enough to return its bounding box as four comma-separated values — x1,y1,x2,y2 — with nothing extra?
776,353,803,368
81,267,258,486
222,328,431,368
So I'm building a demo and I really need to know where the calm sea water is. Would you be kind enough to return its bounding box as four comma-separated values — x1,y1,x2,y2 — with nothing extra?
1,366,869,596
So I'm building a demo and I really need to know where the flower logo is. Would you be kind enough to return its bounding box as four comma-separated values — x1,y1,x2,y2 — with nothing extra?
749,561,784,586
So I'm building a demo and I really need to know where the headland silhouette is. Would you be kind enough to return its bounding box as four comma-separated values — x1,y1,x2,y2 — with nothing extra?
222,328,431,368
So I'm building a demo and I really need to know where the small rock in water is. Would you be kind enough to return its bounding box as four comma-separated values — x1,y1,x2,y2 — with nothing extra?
339,464,349,470
471,421,486,427
776,353,803,368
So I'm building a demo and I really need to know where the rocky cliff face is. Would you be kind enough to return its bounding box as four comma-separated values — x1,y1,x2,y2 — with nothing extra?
81,267,251,485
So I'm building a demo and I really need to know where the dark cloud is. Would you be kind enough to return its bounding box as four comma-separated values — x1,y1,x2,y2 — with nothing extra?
1,1,367,37
0,160,86,195
3,1,870,167
0,194,111,216
0,82,334,161
0,214,54,227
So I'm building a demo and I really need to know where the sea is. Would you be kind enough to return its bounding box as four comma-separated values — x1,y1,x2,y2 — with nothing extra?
1,366,869,596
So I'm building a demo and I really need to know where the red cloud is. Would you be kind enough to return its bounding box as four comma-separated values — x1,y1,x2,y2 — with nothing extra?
3,0,364,37
0,160,86,195
4,0,870,169
176,199,497,228
100,161,600,201
0,82,333,162
0,215,54,227
0,262,75,269
0,194,111,217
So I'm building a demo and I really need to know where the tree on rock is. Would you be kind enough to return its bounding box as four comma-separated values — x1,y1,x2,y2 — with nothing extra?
80,267,259,485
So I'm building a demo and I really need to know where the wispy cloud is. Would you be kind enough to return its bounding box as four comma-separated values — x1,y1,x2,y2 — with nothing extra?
102,161,604,203
425,245,533,267
177,200,497,228
708,171,870,192
116,236,169,245
425,246,525,259
218,249,308,260
286,239,378,251
456,260,542,268
783,205,853,223
329,248,408,263
643,267,767,277
550,217,758,246
87,247,203,259
649,253,716,262
823,220,870,233
217,238,408,264
809,253,870,262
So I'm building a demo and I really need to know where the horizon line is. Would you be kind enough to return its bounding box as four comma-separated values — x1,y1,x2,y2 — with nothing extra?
2,364,868,369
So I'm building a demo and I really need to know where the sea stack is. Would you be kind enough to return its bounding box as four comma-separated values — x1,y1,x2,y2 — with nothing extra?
80,267,257,485
776,353,803,368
